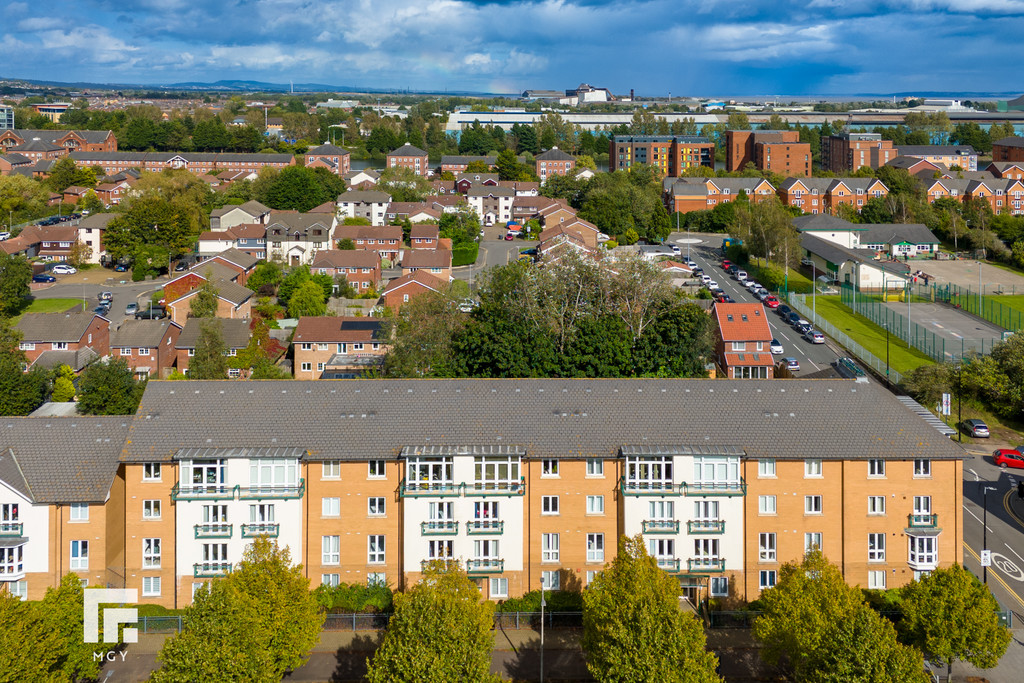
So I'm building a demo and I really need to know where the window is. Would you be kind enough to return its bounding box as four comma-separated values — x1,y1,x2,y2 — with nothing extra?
1,503,18,523
368,535,385,564
586,495,604,514
586,570,597,585
368,497,386,516
758,459,776,477
300,362,311,371
368,460,386,478
541,570,560,590
317,343,329,351
731,341,745,351
321,574,340,587
542,533,559,562
914,459,931,477
909,536,938,569
868,533,885,562
69,503,89,521
694,500,718,521
300,343,312,351
120,348,132,356
1,547,24,576
868,496,886,515
804,533,822,552
759,495,776,515
203,505,227,524
805,495,823,514
587,533,605,562
406,456,454,490
368,573,386,587
541,496,559,515
805,459,822,477
142,577,161,597
710,577,729,597
322,461,341,479
143,538,161,568
322,536,340,565
143,463,162,481
868,570,886,590
759,533,776,562
250,459,298,489
428,540,453,559
473,456,520,491
647,538,675,565
70,540,89,570
138,347,150,355
586,458,604,477
18,343,34,351
322,497,340,517
490,578,508,598
249,504,274,523
541,459,559,477
913,496,931,515
868,459,885,477
625,456,674,490
143,500,161,519
51,342,68,351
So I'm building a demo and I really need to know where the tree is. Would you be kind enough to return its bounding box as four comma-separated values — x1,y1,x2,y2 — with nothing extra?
311,272,335,301
76,357,145,415
0,582,64,682
0,320,49,416
51,364,76,402
0,252,32,317
727,112,751,130
899,564,1011,680
66,239,93,268
189,277,220,318
366,563,499,683
277,265,311,306
337,238,355,250
288,280,328,317
246,261,284,294
190,319,229,379
39,573,111,681
104,195,197,262
582,535,721,682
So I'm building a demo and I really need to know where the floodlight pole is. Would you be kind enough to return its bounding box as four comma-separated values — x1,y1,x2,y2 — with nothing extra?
539,577,545,683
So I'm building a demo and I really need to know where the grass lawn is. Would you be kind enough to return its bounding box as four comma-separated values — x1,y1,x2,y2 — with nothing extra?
747,258,815,294
12,297,87,323
812,295,935,376
986,294,1024,315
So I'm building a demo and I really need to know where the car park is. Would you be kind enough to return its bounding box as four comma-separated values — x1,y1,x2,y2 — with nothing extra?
993,447,1024,468
32,274,56,283
763,296,780,309
962,419,989,438
782,357,800,371
125,302,138,315
770,339,784,354
51,264,76,275
804,329,825,344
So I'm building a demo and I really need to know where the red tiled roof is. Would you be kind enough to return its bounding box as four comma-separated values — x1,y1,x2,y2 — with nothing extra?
382,270,448,295
292,316,383,343
723,352,775,367
713,303,772,342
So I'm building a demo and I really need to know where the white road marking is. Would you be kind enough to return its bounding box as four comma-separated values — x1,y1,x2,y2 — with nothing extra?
963,505,993,533
1006,543,1024,564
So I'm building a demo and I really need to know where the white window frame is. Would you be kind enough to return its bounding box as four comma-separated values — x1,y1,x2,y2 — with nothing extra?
322,497,340,517
322,535,340,565
368,460,386,478
490,577,508,598
804,532,822,553
868,496,886,515
804,459,822,477
542,533,559,562
805,495,823,514
69,503,89,522
541,570,559,590
759,533,776,562
142,576,161,597
143,463,162,481
368,573,386,587
541,459,559,477
586,533,605,563
759,570,776,589
368,497,386,516
586,495,604,515
868,570,886,590
914,459,931,477
868,533,886,562
541,495,559,515
143,538,161,569
758,459,775,477
368,535,385,564
143,499,161,520
868,459,885,477
710,577,729,597
758,495,777,515
322,461,341,479
321,574,340,587
70,540,89,570
585,458,604,477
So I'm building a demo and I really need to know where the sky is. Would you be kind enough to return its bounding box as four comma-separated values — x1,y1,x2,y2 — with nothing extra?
2,0,1024,97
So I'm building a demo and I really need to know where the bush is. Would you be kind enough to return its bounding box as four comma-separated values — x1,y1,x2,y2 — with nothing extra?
452,243,479,267
312,582,394,613
725,243,749,264
496,590,583,612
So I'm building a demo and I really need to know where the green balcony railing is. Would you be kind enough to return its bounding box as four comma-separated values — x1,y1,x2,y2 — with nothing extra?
400,478,526,498
688,558,726,573
687,520,726,534
907,513,938,528
171,484,234,501
241,523,280,538
641,519,680,534
399,480,460,498
0,522,23,537
467,520,504,535
421,521,459,535
172,480,305,502
619,477,747,498
655,558,681,572
239,481,305,500
465,479,526,497
681,481,746,497
421,559,459,572
618,477,679,497
193,523,233,539
193,561,232,578
466,559,504,574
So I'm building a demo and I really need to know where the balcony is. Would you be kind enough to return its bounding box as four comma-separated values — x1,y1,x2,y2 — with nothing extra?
641,520,680,534
467,520,504,535
465,478,526,497
687,520,726,534
688,557,726,573
907,513,938,528
172,480,305,502
241,523,280,538
421,521,459,535
193,561,232,578
193,523,233,539
681,480,746,497
421,559,459,572
0,522,23,537
466,558,504,574
654,558,681,572
618,477,679,497
400,478,527,498
172,484,234,501
239,481,305,500
399,479,460,498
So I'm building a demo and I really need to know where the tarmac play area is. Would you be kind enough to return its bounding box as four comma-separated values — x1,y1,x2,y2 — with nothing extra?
881,300,1008,358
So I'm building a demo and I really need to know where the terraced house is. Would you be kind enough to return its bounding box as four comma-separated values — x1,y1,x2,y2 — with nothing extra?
0,379,963,609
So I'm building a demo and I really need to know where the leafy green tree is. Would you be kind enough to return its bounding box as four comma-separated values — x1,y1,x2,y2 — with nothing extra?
189,319,228,379
288,280,328,317
40,573,112,681
277,265,311,306
0,252,32,317
0,174,51,225
0,320,49,416
366,563,499,683
192,117,231,151
189,277,220,318
378,166,433,202
582,535,721,682
105,196,197,262
77,357,145,415
0,584,64,681
51,363,76,402
632,304,713,377
337,238,355,250
246,261,284,294
311,272,335,301
47,156,83,193
257,166,342,213
899,564,1011,680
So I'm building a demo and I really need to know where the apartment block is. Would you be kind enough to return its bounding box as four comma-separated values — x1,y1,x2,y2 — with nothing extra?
609,136,714,175
386,143,429,176
993,137,1024,163
725,130,811,176
897,145,978,172
821,133,898,174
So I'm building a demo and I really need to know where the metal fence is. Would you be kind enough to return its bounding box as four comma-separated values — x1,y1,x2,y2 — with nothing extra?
840,284,950,362
788,293,903,385
910,281,1024,334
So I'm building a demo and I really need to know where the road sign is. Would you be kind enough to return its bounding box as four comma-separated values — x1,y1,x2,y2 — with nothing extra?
981,549,992,567
941,393,951,416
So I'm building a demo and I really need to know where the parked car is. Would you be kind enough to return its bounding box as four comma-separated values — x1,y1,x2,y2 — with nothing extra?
776,304,791,317
98,291,113,302
795,321,813,335
993,447,1024,469
51,264,76,275
746,281,762,292
700,274,712,284
782,357,800,371
962,419,990,438
114,264,128,272
733,270,748,282
764,296,780,309
97,299,111,311
704,280,719,289
174,261,188,272
135,307,166,320
685,260,697,268
721,259,732,270
92,305,108,315
691,266,704,276
755,289,770,301
785,311,801,325
125,302,139,315
32,274,56,283
727,265,739,275
804,329,826,344
670,244,681,255
0,231,10,241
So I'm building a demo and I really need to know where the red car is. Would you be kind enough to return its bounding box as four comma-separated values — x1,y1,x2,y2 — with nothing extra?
993,448,1024,469
763,296,780,309
721,259,732,270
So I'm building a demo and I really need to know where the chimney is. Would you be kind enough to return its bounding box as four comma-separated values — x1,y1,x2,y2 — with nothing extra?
630,89,635,100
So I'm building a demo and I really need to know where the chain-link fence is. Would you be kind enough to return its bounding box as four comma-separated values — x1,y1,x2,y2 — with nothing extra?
840,284,950,361
910,281,1024,333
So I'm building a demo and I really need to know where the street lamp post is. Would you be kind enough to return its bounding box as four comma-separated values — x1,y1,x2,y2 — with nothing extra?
981,484,996,585
884,322,890,388
539,578,546,683
811,261,816,326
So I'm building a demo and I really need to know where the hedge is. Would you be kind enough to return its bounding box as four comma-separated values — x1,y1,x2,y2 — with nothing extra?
452,243,480,267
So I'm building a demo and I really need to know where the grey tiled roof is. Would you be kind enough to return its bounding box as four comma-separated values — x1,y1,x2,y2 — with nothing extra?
802,234,910,277
111,319,180,349
337,190,392,204
792,214,865,232
860,224,938,245
536,148,575,161
0,417,131,503
211,247,259,271
175,318,251,350
122,379,966,463
31,347,99,372
993,137,1024,149
16,312,106,343
388,143,428,157
78,213,117,229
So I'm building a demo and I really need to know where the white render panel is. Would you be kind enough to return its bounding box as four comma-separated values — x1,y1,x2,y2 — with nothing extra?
0,481,48,577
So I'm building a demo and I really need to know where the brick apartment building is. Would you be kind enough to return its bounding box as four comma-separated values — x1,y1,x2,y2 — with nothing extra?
303,144,351,176
993,137,1024,163
609,136,714,175
386,143,429,176
821,133,897,174
535,148,576,182
725,130,811,176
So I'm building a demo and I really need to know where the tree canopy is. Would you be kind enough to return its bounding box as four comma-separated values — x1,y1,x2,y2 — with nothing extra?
0,252,32,318
0,320,49,416
189,318,228,379
76,357,146,415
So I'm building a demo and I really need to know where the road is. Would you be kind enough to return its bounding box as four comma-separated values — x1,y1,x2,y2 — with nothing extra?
672,232,843,375
33,279,166,325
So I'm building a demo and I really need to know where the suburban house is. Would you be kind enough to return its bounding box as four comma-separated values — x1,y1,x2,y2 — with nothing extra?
455,173,499,194
897,145,978,172
266,213,336,266
498,181,540,196
538,228,595,263
163,261,244,304
777,177,888,215
76,213,117,264
440,155,497,173
401,249,452,281
409,224,440,249
466,187,515,226
535,147,576,182
209,200,272,231
333,225,404,263
343,169,381,188
303,143,351,176
67,152,295,177
197,225,267,260
336,190,391,226
801,233,910,291
310,250,382,293
174,318,253,377
165,277,254,327
380,270,448,311
885,156,944,179
986,162,1024,180
291,317,388,379
109,319,183,379
0,224,79,261
14,311,110,372
196,248,259,286
386,143,429,176
384,202,441,224
712,303,774,379
93,177,134,206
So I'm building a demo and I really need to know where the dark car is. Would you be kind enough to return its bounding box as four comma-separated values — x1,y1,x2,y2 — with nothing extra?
785,311,801,326
92,305,109,315
726,265,739,275
777,304,792,318
135,306,167,320
962,419,990,438
174,261,188,272
691,267,704,276
32,274,56,283
114,264,128,272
